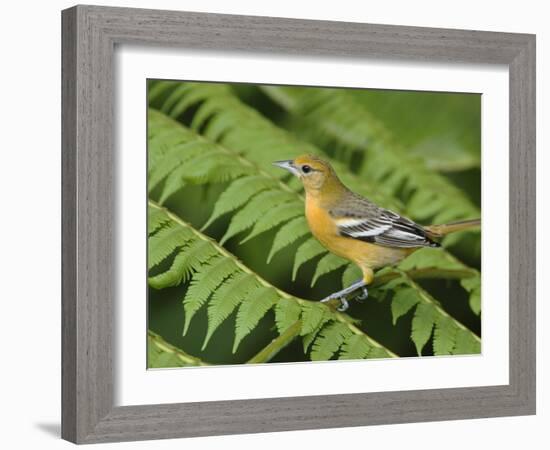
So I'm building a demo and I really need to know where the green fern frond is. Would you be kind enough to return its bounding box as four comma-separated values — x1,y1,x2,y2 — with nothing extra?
150,109,311,261
414,288,480,356
377,273,480,356
148,81,403,210
148,109,255,201
303,316,396,360
148,200,396,361
150,108,336,281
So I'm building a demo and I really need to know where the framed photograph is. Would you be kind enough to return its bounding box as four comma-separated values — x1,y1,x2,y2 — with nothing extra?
61,5,536,444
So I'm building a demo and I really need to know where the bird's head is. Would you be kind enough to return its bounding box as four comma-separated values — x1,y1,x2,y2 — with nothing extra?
273,154,343,195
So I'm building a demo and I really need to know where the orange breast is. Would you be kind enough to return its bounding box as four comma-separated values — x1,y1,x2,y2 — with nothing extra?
305,197,413,274
305,199,341,251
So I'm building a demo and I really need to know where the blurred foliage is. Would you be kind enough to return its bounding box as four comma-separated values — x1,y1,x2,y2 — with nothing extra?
147,80,482,366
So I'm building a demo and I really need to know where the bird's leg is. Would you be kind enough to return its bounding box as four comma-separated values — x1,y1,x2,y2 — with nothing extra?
320,279,367,312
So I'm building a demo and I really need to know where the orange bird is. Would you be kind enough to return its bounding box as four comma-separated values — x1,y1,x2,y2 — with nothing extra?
274,155,480,311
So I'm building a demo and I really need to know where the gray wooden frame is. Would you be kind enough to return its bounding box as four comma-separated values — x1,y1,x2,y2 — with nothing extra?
61,4,536,444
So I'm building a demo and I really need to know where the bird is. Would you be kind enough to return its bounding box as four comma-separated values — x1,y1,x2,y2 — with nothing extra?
273,154,480,311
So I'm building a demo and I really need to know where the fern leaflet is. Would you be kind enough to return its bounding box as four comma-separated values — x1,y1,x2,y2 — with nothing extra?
267,217,310,264
339,334,373,360
311,253,349,287
233,286,279,353
203,272,260,349
311,322,354,361
202,175,278,230
292,237,327,281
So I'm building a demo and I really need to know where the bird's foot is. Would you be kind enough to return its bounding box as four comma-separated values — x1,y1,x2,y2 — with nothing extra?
320,294,350,312
355,287,369,302
320,279,368,312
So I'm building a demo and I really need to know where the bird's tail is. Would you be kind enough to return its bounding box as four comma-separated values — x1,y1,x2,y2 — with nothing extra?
425,219,481,238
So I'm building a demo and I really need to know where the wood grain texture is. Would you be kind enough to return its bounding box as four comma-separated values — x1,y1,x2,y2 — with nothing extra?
62,5,114,442
61,7,77,443
61,4,536,444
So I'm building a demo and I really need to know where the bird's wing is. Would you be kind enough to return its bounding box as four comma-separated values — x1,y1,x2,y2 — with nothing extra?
329,195,439,248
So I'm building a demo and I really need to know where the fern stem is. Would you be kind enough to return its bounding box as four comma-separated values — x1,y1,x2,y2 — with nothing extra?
372,267,478,287
247,320,302,364
148,330,209,366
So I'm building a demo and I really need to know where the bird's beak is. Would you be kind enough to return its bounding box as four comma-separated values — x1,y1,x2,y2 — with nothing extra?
273,160,300,177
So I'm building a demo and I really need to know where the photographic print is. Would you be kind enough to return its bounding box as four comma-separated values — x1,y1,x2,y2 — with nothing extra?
147,80,482,368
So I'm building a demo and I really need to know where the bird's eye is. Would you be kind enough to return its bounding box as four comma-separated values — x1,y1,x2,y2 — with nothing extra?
302,165,312,174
